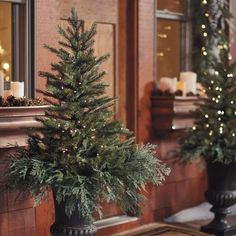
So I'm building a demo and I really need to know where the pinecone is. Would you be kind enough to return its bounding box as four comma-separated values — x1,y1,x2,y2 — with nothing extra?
0,96,4,106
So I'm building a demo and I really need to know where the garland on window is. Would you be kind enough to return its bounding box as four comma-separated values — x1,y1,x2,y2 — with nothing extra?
180,0,236,164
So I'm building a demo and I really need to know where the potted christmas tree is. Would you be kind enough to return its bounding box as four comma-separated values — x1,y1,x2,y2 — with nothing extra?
5,9,170,236
180,1,236,235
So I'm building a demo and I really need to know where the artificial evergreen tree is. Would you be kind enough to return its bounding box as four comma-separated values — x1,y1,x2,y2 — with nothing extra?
180,0,236,164
5,9,169,223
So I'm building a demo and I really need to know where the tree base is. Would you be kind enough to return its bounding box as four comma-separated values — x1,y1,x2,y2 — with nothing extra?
50,223,97,236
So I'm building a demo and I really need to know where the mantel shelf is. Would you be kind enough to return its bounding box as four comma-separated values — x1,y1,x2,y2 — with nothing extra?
0,105,48,148
151,94,202,132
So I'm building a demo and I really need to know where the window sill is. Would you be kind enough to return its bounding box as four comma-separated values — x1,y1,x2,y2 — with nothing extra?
0,105,48,148
151,94,202,133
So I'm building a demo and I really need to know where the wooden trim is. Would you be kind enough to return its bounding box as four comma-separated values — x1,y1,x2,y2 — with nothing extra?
112,223,210,236
151,95,201,132
0,105,48,118
118,0,127,125
0,0,25,3
0,105,47,147
126,0,139,137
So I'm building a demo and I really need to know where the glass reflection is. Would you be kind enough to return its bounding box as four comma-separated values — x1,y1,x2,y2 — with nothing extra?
157,0,185,14
157,19,180,80
0,2,12,82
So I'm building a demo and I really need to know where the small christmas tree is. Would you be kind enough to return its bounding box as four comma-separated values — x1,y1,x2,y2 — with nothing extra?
180,0,236,164
6,9,169,222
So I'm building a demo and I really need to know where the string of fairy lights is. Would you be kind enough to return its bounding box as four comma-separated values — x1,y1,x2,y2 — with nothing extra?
191,0,236,138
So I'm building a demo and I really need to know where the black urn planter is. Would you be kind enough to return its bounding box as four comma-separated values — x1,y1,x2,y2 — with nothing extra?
201,162,236,236
50,195,97,236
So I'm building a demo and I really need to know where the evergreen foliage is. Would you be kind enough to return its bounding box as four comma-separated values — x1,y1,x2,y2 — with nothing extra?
180,0,236,164
5,9,170,222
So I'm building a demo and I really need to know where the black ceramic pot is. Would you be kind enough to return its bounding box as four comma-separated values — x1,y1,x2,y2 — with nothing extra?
50,195,97,236
201,162,236,236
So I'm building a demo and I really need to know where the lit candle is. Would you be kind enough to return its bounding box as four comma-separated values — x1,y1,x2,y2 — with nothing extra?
4,90,13,99
11,81,24,98
180,72,197,95
177,81,186,96
159,77,177,93
197,82,205,96
0,71,4,97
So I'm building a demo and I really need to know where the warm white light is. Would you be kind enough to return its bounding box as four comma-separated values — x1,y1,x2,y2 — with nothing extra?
203,32,208,37
211,80,214,84
203,51,207,56
209,131,213,136
206,124,209,128
205,13,209,17
233,133,235,137
0,45,4,55
192,126,196,130
202,0,207,4
216,99,219,103
216,87,219,90
201,24,206,29
215,71,219,75
2,62,10,71
205,114,209,118
231,101,234,104
217,111,221,114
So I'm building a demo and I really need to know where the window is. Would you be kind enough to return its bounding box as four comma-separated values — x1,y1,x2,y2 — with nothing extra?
156,0,190,81
0,0,35,98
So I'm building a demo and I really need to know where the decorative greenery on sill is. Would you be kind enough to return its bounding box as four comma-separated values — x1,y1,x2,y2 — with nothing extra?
154,89,200,97
0,96,44,107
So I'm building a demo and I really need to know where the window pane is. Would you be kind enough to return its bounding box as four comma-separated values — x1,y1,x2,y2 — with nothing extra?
157,0,185,14
157,19,180,80
0,2,12,82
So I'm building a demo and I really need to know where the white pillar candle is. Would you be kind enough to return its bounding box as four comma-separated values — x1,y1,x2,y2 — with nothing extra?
159,77,177,93
0,71,4,97
180,72,197,95
11,81,24,98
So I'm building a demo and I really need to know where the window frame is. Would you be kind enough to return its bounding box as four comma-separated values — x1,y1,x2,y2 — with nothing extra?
155,0,191,75
0,0,35,98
